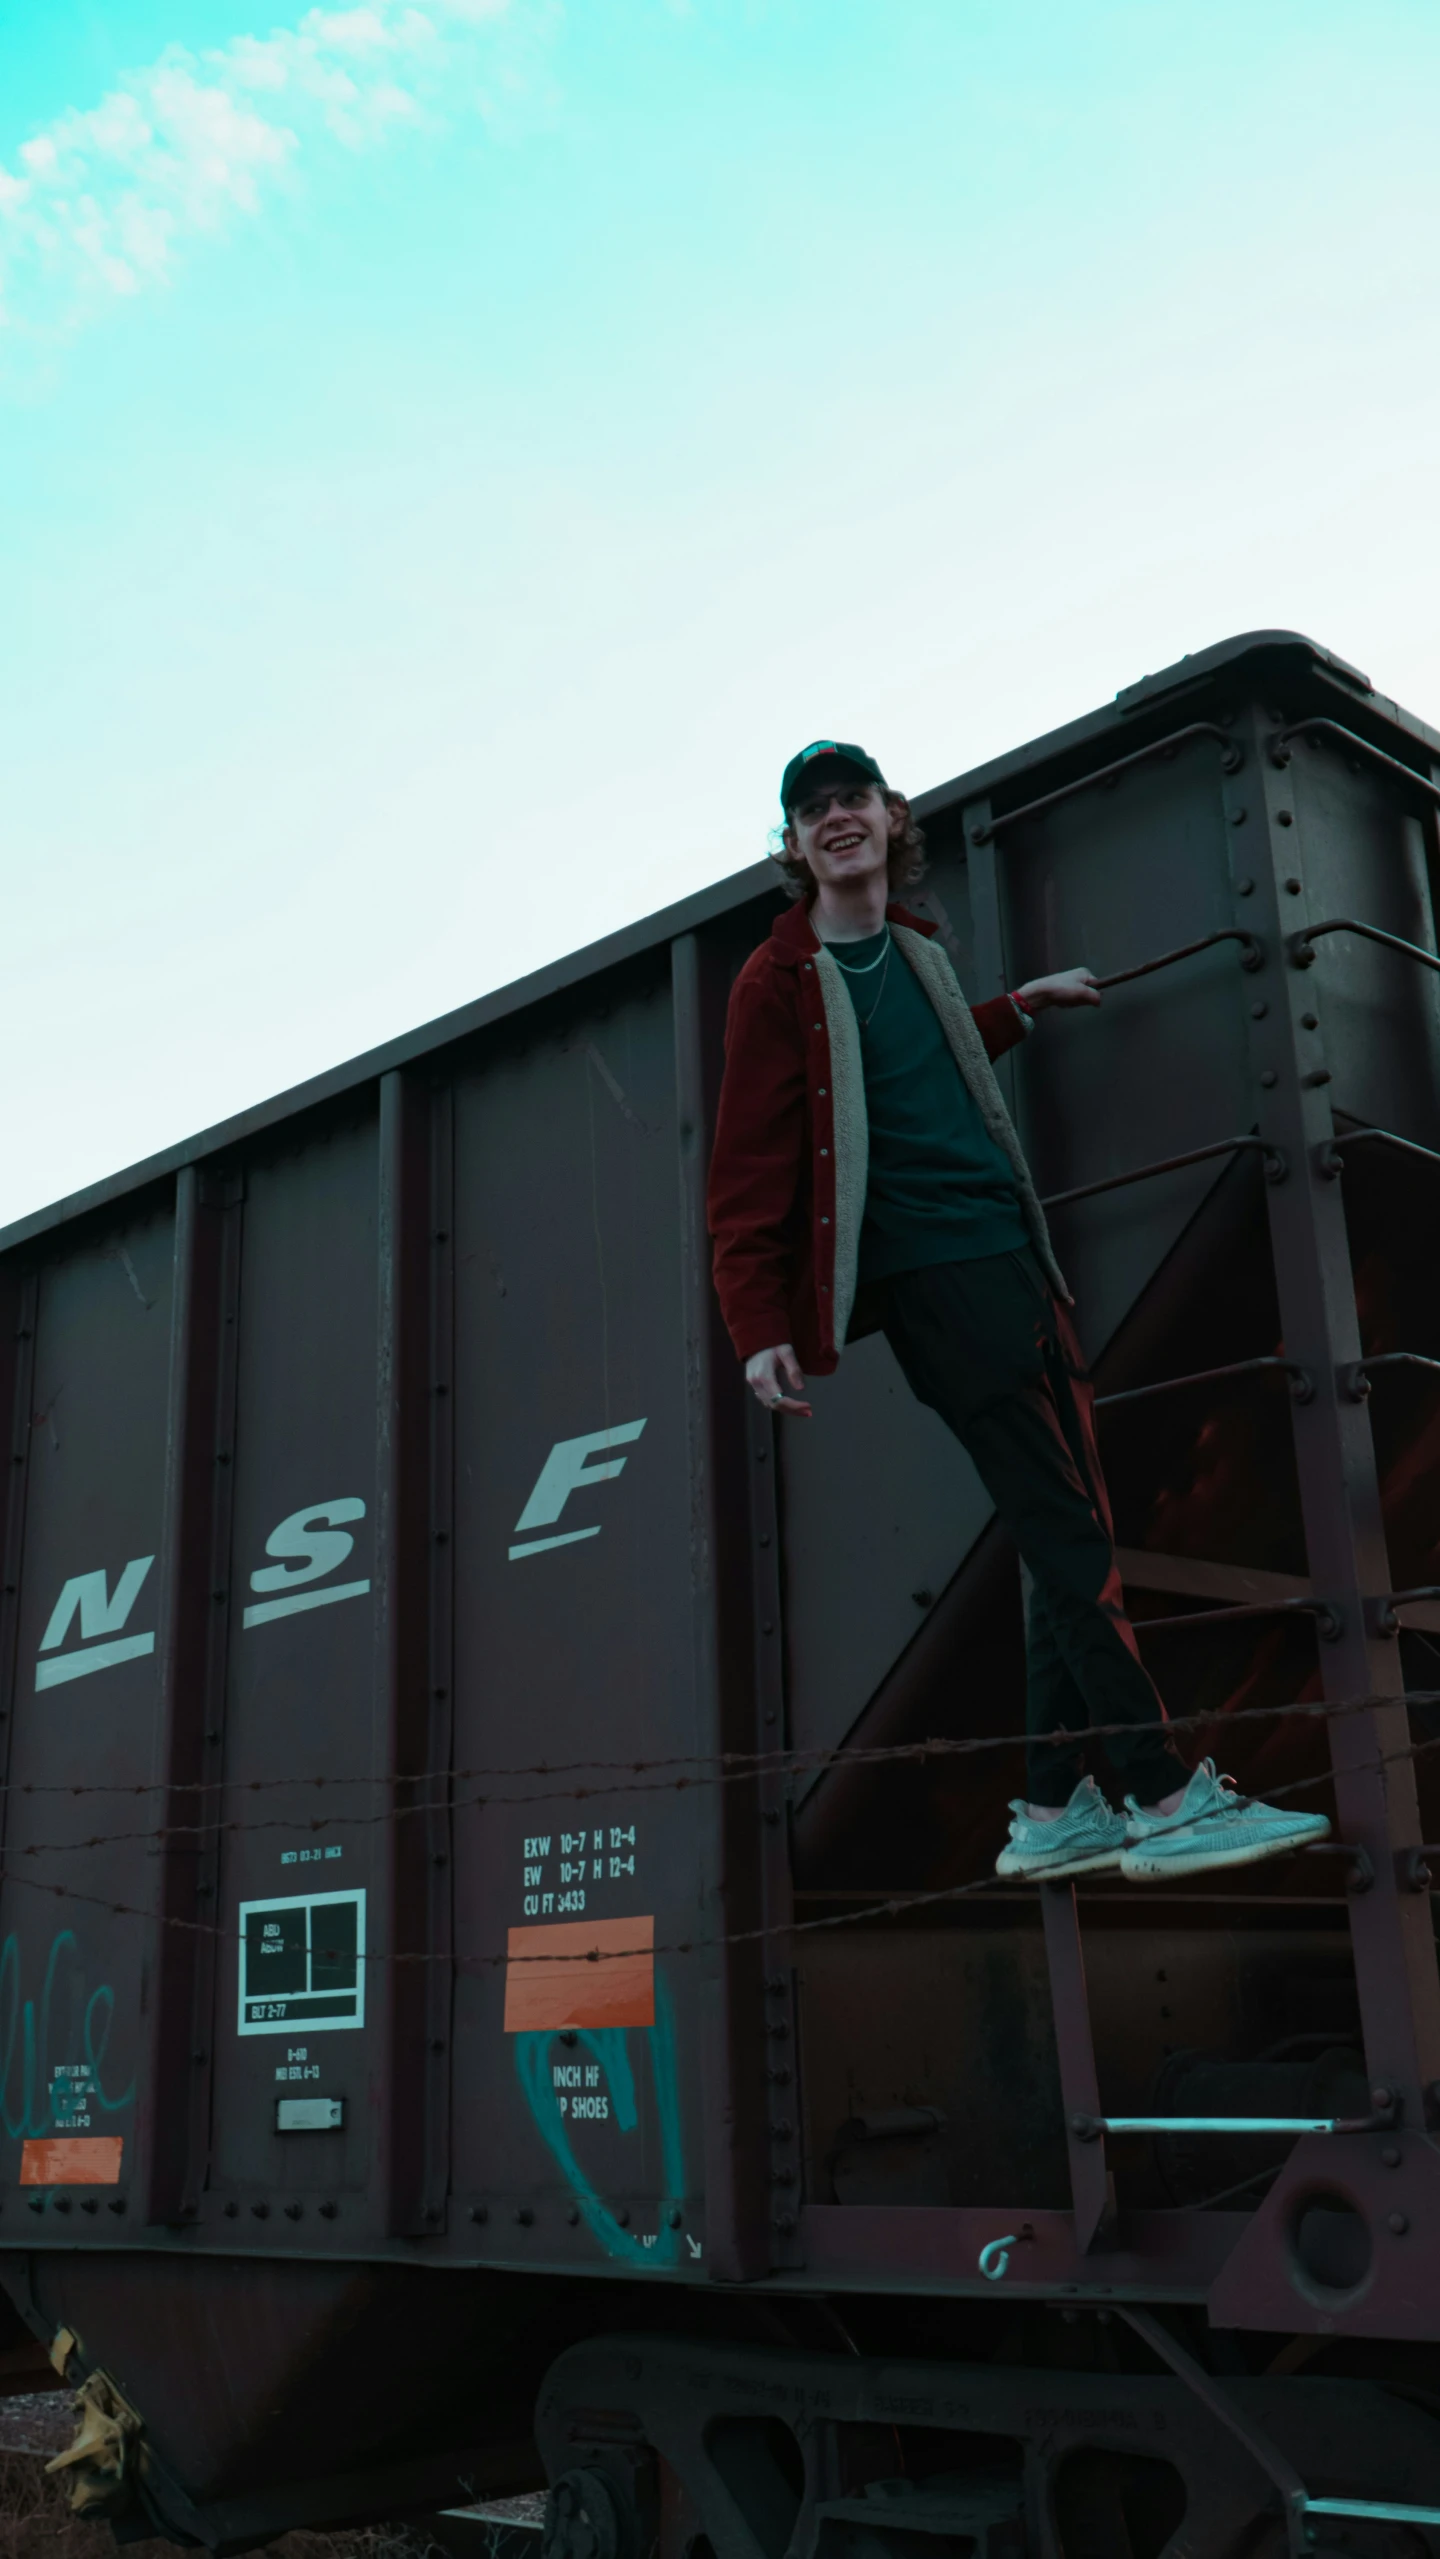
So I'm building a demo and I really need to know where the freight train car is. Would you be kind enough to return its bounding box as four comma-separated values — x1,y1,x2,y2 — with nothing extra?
1,631,1438,2558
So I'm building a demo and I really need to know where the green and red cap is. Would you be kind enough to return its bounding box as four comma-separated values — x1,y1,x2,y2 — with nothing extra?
780,739,887,816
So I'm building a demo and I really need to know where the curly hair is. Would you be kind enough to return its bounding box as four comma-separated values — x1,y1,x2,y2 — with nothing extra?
768,792,927,904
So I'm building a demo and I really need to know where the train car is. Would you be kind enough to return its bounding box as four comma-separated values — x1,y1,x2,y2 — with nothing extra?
0,629,1438,2557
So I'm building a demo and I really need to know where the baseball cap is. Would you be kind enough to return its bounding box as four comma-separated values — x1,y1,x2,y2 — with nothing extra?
780,739,888,816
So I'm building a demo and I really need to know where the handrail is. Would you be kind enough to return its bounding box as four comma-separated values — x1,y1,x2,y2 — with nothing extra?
1134,1595,1342,1641
1291,915,1440,975
1268,716,1440,809
1318,1127,1440,1180
1073,2112,1384,2139
969,722,1241,843
1093,925,1262,990
1343,1351,1440,1400
1377,1585,1440,1636
1096,1355,1312,1412
1042,1133,1284,1212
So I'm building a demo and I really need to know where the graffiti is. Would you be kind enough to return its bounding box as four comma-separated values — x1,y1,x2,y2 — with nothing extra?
0,1932,133,2141
513,1975,685,2266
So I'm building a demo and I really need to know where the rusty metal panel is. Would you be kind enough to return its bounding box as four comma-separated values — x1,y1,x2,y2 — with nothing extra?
204,1114,380,2230
0,1209,174,2216
447,963,708,2269
999,728,1254,1358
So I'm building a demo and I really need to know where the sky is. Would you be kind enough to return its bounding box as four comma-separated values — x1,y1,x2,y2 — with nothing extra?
3,0,1440,1228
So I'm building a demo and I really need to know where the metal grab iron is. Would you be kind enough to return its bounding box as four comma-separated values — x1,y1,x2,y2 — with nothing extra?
969,719,1243,842
1042,1130,1286,1212
1096,1353,1313,1412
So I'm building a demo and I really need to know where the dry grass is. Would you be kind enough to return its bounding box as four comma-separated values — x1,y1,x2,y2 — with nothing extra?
0,2447,494,2559
0,2399,543,2556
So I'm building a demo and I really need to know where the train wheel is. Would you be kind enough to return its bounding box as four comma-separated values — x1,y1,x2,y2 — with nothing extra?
541,2466,631,2559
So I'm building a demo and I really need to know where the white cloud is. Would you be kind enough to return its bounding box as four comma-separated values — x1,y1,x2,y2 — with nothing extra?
0,0,545,331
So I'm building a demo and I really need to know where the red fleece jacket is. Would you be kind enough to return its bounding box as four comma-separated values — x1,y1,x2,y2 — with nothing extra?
706,900,1028,1377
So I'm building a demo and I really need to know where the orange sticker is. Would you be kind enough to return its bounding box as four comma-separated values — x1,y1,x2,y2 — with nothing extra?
503,1915,655,2034
20,2137,123,2187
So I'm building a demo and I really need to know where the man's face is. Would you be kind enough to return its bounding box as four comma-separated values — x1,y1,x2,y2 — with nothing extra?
785,780,901,889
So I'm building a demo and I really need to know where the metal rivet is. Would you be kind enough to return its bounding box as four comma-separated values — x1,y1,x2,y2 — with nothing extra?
285,2202,303,2221
1284,875,1302,893
1277,810,1294,826
668,2206,683,2229
762,1620,774,1634
764,1809,781,1826
515,2206,534,2227
1381,2145,1402,2167
912,1589,934,1608
108,2198,127,2216
53,2197,70,2214
251,2202,269,2218
1388,2211,1409,2235
26,2199,42,2215
1259,1069,1278,1088
1302,1011,1319,1028
773,2211,797,2232
1229,807,1247,825
470,2204,489,2224
1237,878,1255,895
759,1531,770,1547
1250,1001,1268,1019
616,2207,630,2228
319,2201,338,2218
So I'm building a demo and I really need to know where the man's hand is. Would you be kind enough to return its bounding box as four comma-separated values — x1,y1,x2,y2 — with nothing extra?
745,1344,813,1418
1016,966,1101,1013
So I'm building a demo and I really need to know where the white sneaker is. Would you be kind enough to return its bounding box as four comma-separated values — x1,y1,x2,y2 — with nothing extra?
996,1776,1128,1881
1120,1759,1331,1881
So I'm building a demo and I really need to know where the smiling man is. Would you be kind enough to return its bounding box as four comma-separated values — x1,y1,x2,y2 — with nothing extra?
706,739,1329,1884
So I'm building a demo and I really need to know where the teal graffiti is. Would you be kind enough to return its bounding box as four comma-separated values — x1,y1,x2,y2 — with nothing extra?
514,1975,686,2266
0,1931,134,2140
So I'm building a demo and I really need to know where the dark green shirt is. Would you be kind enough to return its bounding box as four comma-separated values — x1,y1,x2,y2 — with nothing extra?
828,927,1029,1284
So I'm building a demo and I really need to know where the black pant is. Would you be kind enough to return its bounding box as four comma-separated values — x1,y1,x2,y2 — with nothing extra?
876,1249,1177,1809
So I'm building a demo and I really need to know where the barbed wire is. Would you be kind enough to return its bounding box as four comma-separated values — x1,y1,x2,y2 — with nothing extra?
0,1718,1435,1976
0,1675,1435,1826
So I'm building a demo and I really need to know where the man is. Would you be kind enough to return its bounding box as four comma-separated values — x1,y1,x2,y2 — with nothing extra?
707,739,1329,1883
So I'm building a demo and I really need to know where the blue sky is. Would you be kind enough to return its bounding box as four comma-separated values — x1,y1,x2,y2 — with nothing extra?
3,0,1439,1225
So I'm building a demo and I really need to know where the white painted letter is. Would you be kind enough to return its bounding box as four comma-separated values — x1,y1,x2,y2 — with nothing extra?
250,1499,365,1594
513,1422,646,1535
40,1556,154,1653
